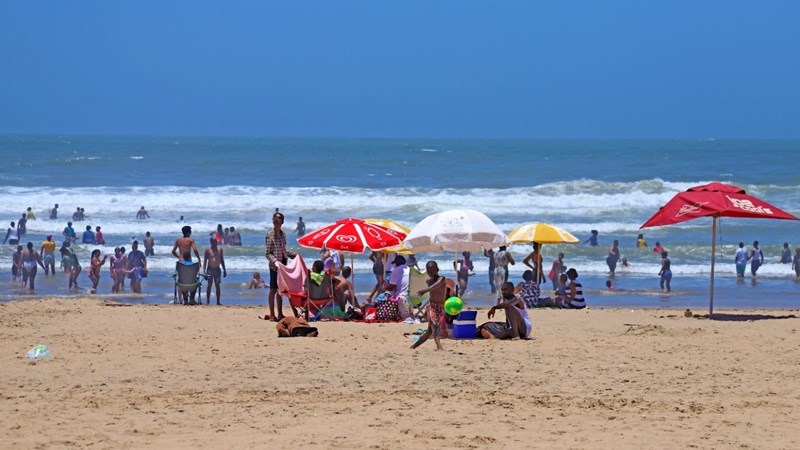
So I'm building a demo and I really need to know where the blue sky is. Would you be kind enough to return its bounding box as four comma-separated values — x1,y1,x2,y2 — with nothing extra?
1,1,799,138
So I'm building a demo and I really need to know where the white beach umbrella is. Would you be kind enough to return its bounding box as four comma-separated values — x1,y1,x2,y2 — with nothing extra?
403,209,510,253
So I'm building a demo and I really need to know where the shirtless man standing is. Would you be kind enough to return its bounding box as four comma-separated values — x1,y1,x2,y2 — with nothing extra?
172,226,201,263
203,237,227,305
411,261,447,351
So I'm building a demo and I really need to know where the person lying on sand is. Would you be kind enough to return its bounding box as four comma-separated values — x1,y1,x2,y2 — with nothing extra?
276,316,318,337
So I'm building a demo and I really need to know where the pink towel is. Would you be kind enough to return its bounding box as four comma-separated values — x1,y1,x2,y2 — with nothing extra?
276,254,308,296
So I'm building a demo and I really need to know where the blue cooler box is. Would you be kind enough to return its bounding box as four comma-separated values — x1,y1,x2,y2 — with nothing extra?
452,310,478,339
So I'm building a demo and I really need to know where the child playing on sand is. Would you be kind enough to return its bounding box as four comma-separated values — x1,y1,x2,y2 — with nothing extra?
88,249,108,294
411,261,447,351
248,272,267,289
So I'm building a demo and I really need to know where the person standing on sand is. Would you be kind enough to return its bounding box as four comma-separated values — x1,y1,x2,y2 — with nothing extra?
172,226,201,263
411,261,447,351
265,211,295,321
748,241,763,277
203,237,227,305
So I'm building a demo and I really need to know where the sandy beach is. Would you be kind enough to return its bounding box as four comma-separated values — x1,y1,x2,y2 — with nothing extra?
2,298,799,449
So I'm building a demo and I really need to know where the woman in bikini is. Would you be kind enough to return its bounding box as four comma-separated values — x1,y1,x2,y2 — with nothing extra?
88,249,109,294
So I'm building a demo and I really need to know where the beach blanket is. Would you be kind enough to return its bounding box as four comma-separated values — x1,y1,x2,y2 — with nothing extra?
276,254,308,296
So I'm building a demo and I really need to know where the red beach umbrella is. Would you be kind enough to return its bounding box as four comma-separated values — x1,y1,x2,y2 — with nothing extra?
297,218,407,293
297,217,406,253
641,182,799,315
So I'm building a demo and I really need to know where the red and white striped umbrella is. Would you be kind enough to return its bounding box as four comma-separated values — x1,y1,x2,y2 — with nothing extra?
297,217,406,253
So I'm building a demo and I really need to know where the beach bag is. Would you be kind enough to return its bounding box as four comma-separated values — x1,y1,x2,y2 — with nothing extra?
364,306,377,321
376,299,400,321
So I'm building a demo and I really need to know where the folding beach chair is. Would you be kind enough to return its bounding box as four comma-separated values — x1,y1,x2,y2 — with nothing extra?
277,254,336,320
172,261,206,305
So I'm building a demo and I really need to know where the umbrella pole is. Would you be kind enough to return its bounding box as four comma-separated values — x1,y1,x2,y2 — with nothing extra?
351,252,355,294
709,216,717,316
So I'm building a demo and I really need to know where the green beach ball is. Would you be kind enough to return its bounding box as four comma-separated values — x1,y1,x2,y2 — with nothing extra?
444,296,463,316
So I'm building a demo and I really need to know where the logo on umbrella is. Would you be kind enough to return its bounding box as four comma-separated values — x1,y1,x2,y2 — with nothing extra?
677,202,708,217
440,215,465,231
726,196,773,215
335,235,357,243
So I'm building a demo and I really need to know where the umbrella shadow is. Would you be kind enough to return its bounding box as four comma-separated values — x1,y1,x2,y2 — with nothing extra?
695,313,798,322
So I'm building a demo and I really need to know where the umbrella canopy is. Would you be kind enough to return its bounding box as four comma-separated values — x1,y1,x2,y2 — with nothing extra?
641,182,798,227
403,209,510,253
641,182,800,315
507,223,579,244
364,218,414,254
363,218,410,234
297,217,406,253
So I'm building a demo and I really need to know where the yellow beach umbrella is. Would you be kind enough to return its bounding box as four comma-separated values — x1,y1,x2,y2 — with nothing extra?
507,223,579,244
364,218,414,254
364,218,410,234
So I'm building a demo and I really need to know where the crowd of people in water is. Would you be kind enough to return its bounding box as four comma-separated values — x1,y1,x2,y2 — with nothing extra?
5,206,800,331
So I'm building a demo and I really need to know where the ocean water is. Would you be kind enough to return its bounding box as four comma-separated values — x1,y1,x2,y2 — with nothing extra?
1,134,799,311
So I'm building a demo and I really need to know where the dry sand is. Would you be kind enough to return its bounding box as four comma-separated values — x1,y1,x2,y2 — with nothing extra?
2,298,799,449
